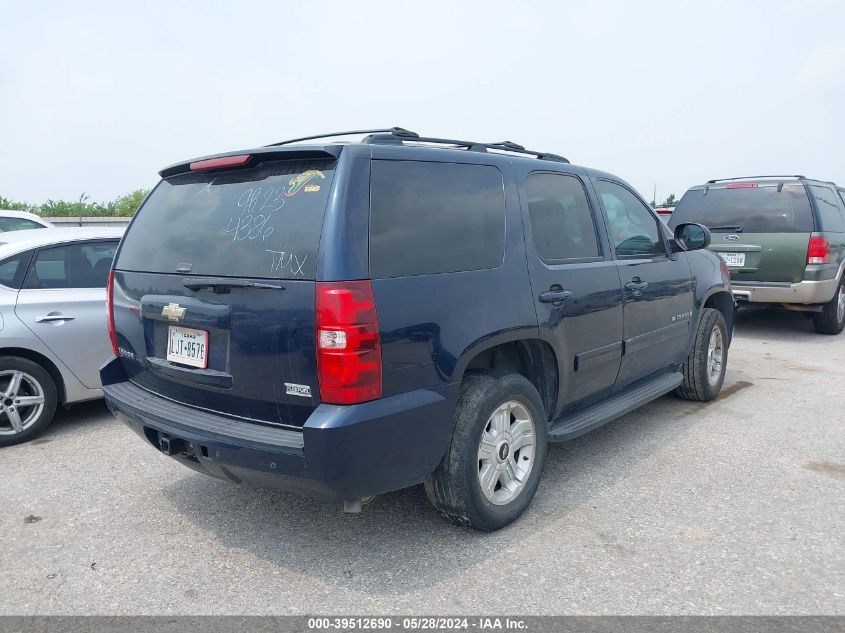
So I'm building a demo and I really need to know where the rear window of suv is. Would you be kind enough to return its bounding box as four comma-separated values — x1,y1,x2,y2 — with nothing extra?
116,159,335,280
671,183,814,233
369,160,505,278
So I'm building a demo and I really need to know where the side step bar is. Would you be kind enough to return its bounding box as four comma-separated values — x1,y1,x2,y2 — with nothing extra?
548,372,683,443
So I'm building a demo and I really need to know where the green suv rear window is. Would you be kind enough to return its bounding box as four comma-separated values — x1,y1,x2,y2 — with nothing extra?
671,184,813,233
116,159,335,280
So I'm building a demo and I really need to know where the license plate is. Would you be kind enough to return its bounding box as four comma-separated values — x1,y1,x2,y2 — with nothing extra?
167,326,209,368
720,252,745,267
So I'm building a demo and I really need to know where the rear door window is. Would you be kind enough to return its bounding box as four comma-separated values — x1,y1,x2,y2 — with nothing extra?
671,184,814,232
116,160,336,280
526,172,600,262
24,241,118,289
0,252,32,288
809,185,845,233
369,160,505,278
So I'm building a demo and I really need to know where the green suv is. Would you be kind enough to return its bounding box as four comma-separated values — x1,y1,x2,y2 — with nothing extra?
670,176,845,334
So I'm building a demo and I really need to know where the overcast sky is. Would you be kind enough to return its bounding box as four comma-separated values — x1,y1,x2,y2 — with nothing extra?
1,0,843,205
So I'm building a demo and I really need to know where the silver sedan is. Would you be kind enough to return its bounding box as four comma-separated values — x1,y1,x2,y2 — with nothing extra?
0,227,124,445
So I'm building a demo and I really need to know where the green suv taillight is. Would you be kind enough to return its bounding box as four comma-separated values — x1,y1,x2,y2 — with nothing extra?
807,235,830,265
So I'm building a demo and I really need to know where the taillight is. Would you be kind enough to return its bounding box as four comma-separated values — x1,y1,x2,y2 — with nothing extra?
726,182,758,189
720,257,730,281
189,154,252,171
316,281,382,405
106,270,119,357
807,235,830,265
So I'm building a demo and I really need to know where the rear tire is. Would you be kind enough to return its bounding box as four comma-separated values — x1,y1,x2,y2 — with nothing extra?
0,357,58,447
425,372,548,531
812,280,845,335
675,308,728,402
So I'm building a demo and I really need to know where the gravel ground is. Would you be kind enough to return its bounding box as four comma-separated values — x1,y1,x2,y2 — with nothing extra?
1,308,843,615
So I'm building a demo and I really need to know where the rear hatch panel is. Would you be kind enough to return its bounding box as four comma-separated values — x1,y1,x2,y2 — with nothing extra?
114,272,318,426
709,233,812,283
112,155,339,428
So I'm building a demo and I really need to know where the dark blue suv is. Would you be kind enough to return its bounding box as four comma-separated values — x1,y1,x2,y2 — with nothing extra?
101,128,734,531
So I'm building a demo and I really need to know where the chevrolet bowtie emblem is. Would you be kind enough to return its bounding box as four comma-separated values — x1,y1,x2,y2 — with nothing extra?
162,303,186,321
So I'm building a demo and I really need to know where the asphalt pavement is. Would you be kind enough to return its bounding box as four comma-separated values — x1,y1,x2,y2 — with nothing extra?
1,308,843,615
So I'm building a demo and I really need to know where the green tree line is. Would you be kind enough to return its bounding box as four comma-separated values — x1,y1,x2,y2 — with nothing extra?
650,193,678,208
0,189,151,217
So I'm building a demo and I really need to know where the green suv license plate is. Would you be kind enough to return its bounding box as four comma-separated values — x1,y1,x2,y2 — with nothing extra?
720,252,745,267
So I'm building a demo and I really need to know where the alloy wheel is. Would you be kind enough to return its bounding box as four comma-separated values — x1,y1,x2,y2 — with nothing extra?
0,370,46,435
477,400,536,505
707,326,724,386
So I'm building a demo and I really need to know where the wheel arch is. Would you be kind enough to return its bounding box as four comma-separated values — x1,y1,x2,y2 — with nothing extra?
701,289,735,343
0,347,67,404
457,337,558,420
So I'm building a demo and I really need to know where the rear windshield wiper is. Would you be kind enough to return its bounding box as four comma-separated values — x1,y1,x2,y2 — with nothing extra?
708,225,743,232
182,277,285,292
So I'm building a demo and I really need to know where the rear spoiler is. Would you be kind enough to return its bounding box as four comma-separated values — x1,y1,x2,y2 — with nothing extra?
703,175,807,195
159,146,342,178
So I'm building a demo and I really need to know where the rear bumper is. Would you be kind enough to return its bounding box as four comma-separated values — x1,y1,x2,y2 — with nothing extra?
731,277,838,305
100,358,458,500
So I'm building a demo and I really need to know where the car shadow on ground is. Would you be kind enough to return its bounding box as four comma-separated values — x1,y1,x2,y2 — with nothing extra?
29,399,114,444
733,306,821,341
161,370,750,595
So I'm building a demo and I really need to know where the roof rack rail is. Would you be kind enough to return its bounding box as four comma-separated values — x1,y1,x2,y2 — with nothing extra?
265,127,419,147
362,131,569,163
706,175,806,184
264,127,570,163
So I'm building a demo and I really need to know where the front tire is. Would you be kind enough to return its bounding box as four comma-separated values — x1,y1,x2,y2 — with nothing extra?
675,308,728,402
812,280,845,335
425,372,548,531
0,357,58,447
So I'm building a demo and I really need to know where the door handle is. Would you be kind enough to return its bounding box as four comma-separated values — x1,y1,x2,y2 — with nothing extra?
35,315,75,323
539,289,572,304
624,279,649,292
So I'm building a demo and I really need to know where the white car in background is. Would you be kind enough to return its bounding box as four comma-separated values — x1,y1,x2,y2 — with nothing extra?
0,227,124,445
0,210,53,232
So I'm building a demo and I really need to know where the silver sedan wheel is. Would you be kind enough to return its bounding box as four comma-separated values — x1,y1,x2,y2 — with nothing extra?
0,370,46,436
837,284,845,325
707,326,724,386
477,400,536,506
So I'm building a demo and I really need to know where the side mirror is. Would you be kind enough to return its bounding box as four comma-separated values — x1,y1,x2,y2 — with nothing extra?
674,222,711,251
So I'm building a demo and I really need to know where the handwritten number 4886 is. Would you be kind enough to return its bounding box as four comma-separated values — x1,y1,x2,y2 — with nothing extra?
225,213,274,241
226,185,285,241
